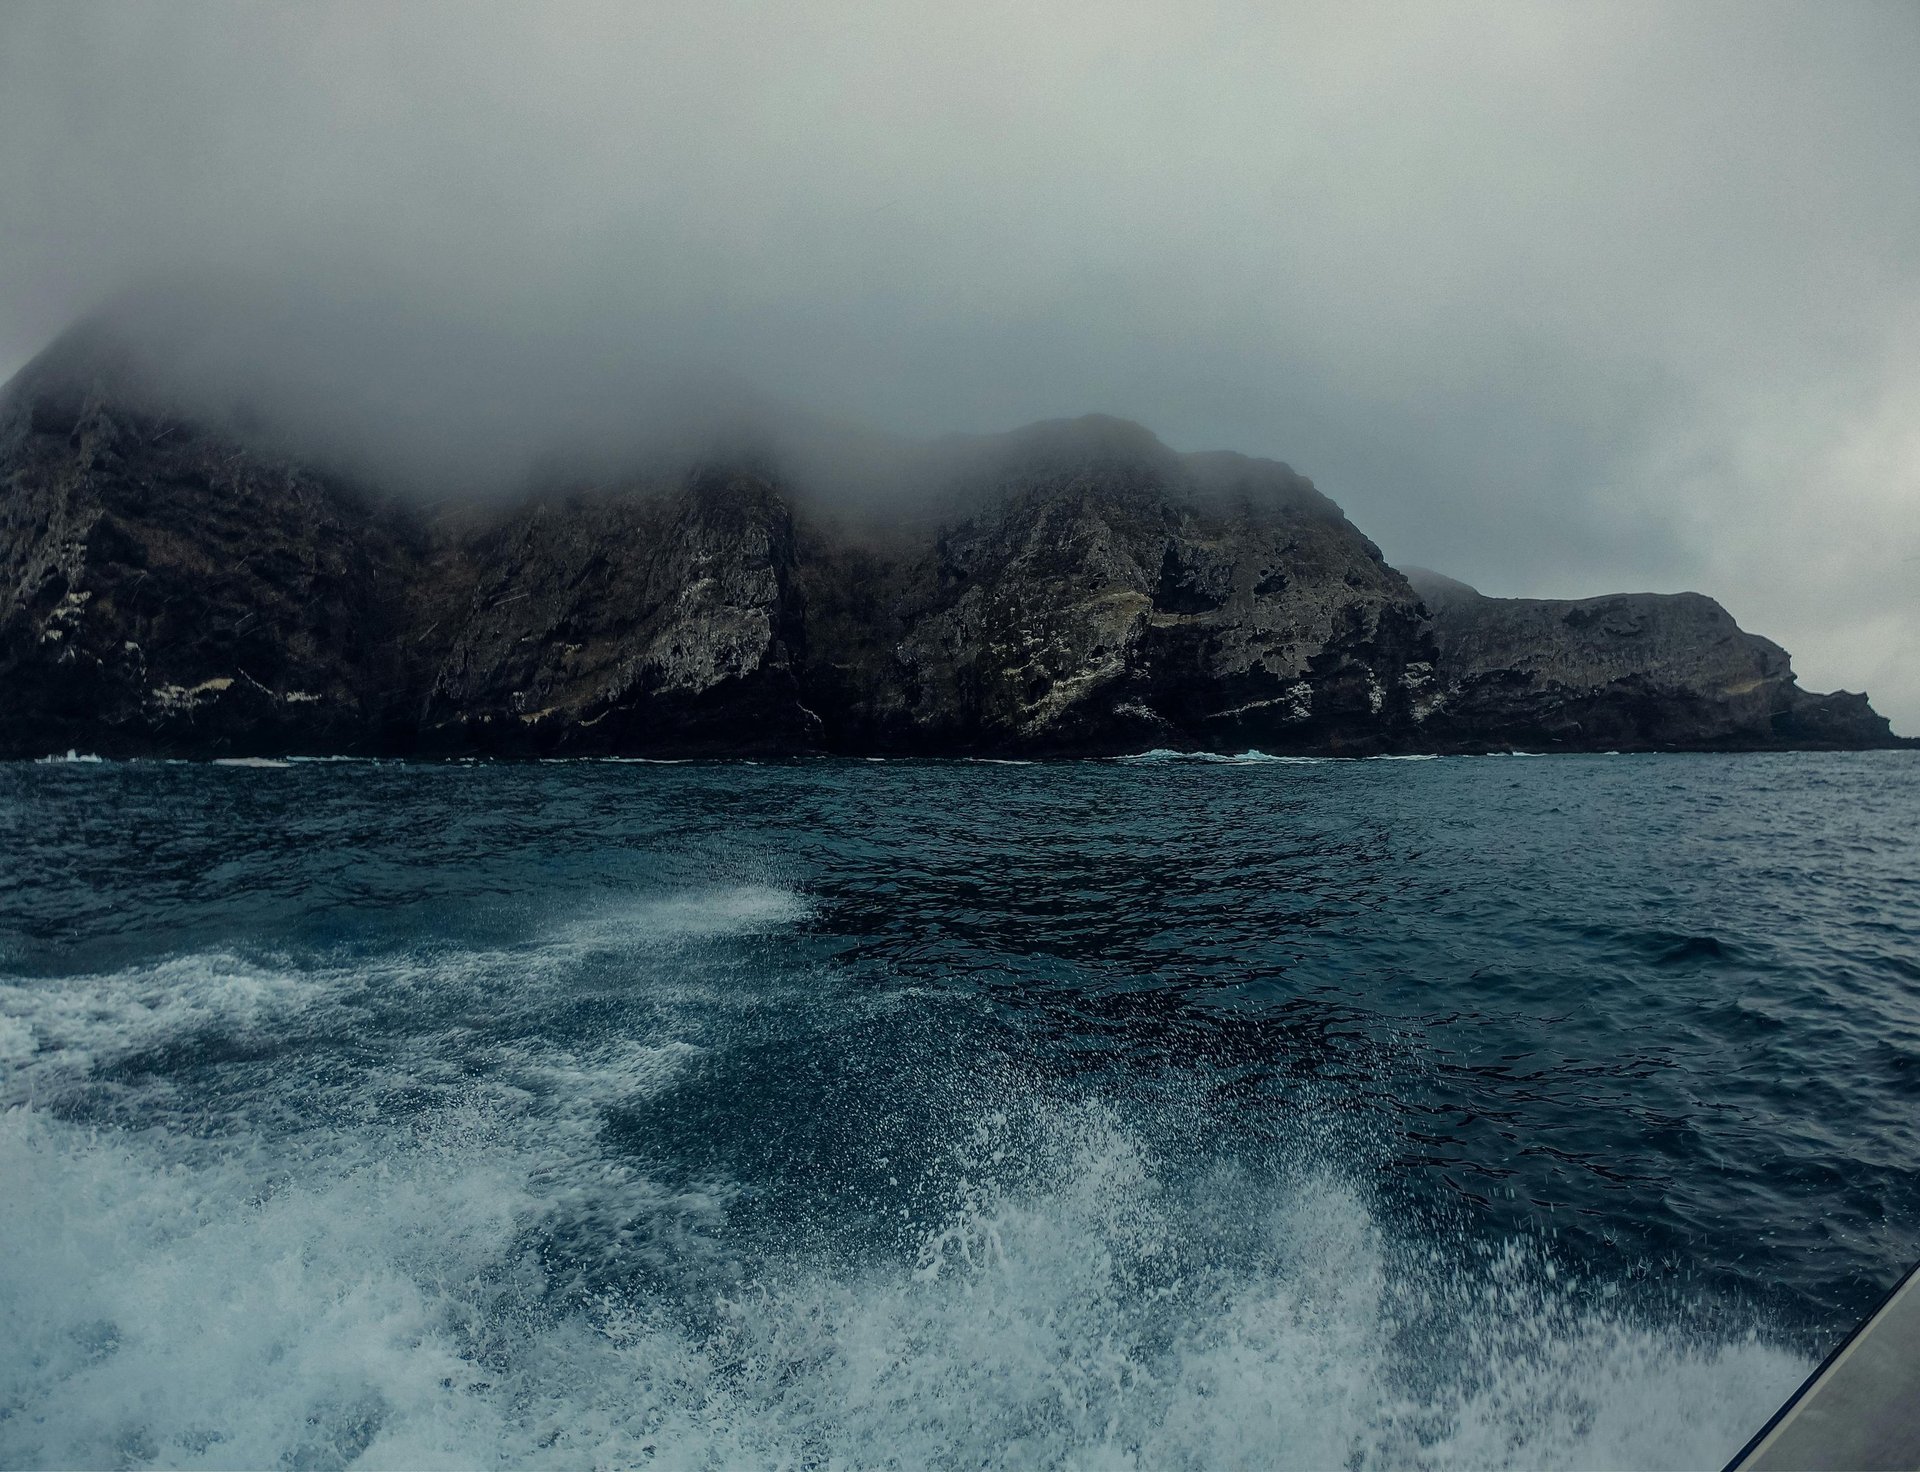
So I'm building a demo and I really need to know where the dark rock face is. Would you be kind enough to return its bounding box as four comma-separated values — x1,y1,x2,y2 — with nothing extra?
0,356,428,758
0,338,1902,758
416,469,816,754
793,419,1433,754
1405,568,1898,751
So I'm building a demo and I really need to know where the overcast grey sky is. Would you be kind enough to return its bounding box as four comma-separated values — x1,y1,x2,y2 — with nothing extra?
2,0,1916,728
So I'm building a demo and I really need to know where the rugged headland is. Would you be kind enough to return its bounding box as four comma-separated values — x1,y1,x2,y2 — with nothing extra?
0,329,1902,759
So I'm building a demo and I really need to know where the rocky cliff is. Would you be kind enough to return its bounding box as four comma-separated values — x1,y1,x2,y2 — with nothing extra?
1405,568,1897,750
0,333,1902,758
786,418,1434,755
0,339,430,758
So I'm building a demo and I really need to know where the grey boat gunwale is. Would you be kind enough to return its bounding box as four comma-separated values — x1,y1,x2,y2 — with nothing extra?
1727,1258,1920,1471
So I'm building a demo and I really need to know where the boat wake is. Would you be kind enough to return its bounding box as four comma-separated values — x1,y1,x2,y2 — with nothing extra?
0,883,1805,1468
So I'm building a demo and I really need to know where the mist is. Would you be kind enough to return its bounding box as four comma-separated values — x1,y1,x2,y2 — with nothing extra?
2,0,1916,727
18,274,842,500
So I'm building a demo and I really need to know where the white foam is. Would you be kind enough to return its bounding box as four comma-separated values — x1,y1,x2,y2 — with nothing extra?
1118,748,1330,765
34,750,106,764
560,884,810,948
0,883,809,1119
497,1036,705,1127
0,1106,533,1471
286,756,384,764
0,1013,35,1065
0,953,318,1098
585,755,693,763
0,1095,1807,1470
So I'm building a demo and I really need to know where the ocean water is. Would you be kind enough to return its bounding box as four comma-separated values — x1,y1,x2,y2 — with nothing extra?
2,751,1917,1471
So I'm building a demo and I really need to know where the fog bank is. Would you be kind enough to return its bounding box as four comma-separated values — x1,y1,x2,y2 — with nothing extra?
2,1,1915,726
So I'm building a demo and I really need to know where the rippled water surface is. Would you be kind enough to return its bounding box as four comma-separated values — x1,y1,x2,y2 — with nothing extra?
3,751,1917,1469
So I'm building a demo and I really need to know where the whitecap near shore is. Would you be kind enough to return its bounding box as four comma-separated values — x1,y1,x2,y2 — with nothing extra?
1117,748,1332,765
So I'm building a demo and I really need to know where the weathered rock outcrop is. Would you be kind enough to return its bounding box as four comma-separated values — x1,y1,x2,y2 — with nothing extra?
416,468,816,754
791,417,1432,754
1405,568,1897,750
0,329,1903,758
0,342,430,758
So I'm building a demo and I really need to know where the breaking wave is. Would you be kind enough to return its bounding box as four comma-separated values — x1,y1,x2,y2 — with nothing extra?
1117,748,1332,765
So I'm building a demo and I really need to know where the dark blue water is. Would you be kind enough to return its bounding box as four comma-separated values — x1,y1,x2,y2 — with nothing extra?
3,751,1917,1469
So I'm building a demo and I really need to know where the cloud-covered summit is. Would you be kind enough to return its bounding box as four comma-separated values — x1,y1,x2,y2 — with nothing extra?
2,0,1915,726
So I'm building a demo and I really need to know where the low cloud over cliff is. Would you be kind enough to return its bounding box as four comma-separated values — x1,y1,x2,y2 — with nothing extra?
2,1,1916,727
